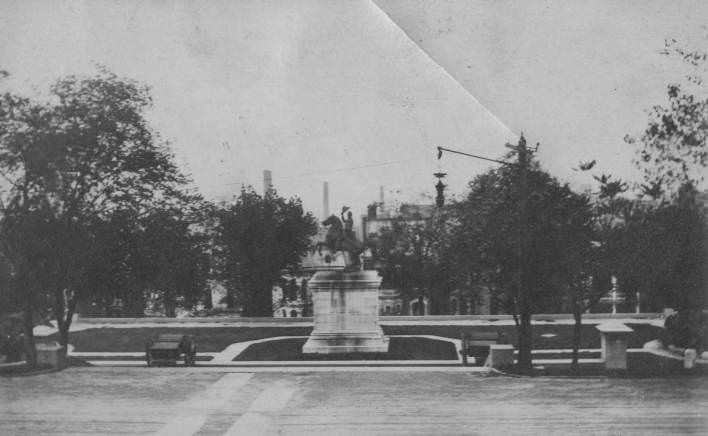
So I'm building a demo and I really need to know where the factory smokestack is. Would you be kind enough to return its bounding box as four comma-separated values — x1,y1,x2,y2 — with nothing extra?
379,185,384,205
263,170,273,195
323,181,330,218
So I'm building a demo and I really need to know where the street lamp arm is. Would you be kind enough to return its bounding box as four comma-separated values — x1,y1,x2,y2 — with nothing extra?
437,146,515,167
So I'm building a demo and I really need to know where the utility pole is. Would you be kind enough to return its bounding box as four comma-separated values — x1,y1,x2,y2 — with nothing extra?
438,133,537,373
514,134,532,371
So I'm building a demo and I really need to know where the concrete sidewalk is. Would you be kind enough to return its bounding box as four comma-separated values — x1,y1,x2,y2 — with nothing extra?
2,367,706,435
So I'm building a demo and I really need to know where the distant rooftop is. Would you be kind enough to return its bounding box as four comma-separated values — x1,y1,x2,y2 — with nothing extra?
366,203,435,221
398,204,435,220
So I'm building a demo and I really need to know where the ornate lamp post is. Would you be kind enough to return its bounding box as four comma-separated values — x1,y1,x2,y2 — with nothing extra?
434,172,447,207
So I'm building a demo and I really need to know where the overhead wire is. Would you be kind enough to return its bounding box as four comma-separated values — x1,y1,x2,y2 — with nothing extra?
221,156,422,185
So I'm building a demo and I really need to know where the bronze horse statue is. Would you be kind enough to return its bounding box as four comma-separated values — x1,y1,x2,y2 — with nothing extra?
316,214,364,271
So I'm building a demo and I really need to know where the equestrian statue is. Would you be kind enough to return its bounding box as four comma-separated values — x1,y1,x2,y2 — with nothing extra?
316,206,364,272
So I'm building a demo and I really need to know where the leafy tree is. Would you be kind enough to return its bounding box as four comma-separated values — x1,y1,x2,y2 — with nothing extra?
616,188,707,311
136,208,211,317
626,36,708,194
82,206,211,318
0,69,195,363
366,213,451,314
216,188,317,317
624,35,708,339
566,173,632,371
448,160,593,370
81,210,145,316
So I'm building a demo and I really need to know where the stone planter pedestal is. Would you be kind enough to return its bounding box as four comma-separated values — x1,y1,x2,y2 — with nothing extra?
36,342,66,368
596,322,633,370
485,344,515,369
302,270,389,354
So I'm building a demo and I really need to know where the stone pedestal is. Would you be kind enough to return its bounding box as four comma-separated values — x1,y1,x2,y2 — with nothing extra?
485,344,515,369
596,322,633,370
302,270,389,354
684,349,697,369
36,342,66,368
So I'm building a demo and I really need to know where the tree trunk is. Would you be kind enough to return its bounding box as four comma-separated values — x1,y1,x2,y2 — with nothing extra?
300,280,309,317
571,310,582,373
127,289,146,317
512,311,520,327
102,295,112,317
516,312,533,373
54,288,76,364
58,321,70,365
22,306,37,367
164,292,176,318
14,261,38,367
225,286,236,309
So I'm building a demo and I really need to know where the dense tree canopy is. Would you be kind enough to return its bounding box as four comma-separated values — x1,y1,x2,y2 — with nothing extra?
0,69,202,362
623,35,708,314
366,215,451,314
216,188,317,317
448,161,594,315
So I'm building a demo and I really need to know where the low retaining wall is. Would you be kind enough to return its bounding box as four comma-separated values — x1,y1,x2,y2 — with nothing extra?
75,313,661,325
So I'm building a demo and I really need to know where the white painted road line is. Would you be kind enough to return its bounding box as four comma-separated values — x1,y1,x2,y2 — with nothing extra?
154,372,253,436
223,385,298,436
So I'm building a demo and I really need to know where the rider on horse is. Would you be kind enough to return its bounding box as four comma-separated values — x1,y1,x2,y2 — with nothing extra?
319,206,364,271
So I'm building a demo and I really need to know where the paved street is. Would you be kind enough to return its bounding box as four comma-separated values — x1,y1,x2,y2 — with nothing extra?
1,367,707,435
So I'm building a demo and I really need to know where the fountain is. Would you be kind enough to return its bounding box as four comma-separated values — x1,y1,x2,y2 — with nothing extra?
599,276,625,314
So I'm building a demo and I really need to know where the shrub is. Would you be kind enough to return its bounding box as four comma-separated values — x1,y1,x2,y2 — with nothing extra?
663,310,708,353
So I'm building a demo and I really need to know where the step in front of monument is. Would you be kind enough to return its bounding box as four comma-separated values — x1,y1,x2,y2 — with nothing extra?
302,332,390,354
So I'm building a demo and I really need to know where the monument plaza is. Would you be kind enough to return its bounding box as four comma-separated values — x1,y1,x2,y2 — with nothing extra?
2,367,707,436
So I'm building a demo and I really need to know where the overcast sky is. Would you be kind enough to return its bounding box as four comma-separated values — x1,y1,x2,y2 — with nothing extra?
1,0,707,218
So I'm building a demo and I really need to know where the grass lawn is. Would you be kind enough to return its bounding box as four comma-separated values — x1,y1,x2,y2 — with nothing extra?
233,337,458,361
529,352,708,377
0,363,56,377
50,327,312,352
73,355,214,361
382,323,662,350
50,322,662,353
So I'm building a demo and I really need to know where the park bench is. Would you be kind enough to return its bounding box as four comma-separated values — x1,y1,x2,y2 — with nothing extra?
145,333,197,367
460,331,506,366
